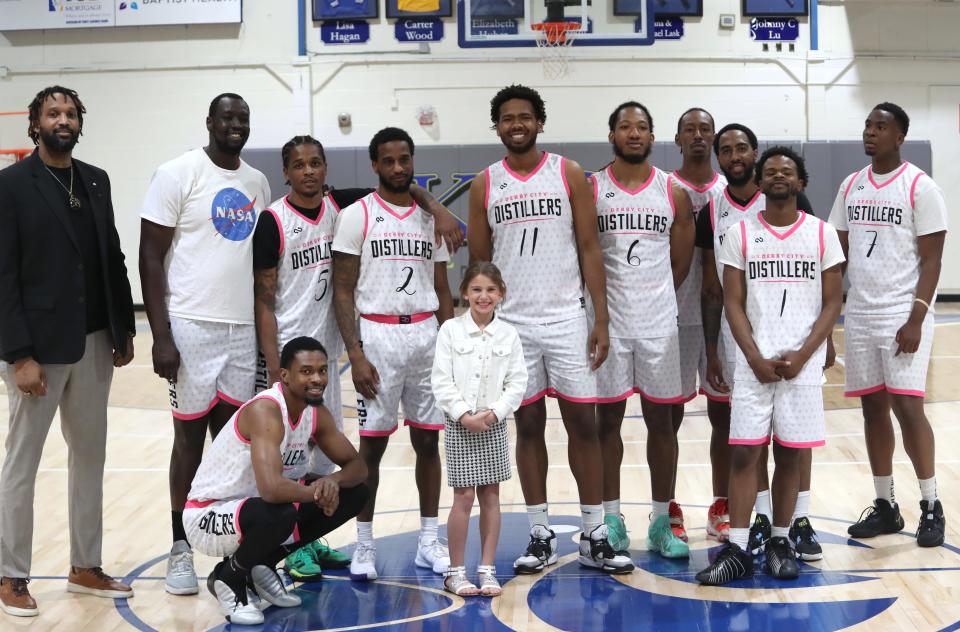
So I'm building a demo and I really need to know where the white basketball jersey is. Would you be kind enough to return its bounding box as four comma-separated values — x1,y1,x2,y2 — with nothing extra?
187,383,315,502
591,165,676,338
672,171,726,326
485,152,584,324
710,188,764,363
832,163,947,315
737,212,829,385
267,195,342,356
354,192,447,315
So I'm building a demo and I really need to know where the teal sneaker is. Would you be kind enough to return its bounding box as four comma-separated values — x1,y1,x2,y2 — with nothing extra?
314,540,351,569
284,543,323,581
603,514,630,552
647,514,689,559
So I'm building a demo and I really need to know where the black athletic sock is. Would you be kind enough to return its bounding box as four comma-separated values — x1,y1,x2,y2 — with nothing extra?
172,511,188,545
217,556,249,604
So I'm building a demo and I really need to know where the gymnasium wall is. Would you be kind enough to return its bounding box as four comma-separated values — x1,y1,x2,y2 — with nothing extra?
1,0,958,303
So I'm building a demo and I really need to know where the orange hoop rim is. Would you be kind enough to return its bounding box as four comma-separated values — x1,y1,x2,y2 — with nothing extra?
531,21,581,44
0,149,32,162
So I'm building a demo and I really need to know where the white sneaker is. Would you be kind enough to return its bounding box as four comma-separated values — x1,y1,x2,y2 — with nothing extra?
513,525,558,574
578,524,635,574
350,543,378,581
213,579,264,625
250,565,301,608
414,538,450,574
165,540,199,595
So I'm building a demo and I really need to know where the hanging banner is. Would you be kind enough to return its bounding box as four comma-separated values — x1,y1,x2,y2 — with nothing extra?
0,0,242,31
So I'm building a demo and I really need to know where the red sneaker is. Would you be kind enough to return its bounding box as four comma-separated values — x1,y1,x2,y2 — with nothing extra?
668,501,688,543
707,498,731,541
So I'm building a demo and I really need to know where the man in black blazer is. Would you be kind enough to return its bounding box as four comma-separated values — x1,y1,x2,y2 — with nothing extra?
0,86,136,618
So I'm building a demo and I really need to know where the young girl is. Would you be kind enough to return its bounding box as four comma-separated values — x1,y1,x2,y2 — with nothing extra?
431,262,527,597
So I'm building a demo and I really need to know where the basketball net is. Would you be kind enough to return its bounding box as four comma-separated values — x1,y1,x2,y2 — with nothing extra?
532,22,579,80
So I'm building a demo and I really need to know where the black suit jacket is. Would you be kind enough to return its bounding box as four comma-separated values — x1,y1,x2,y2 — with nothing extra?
0,150,135,364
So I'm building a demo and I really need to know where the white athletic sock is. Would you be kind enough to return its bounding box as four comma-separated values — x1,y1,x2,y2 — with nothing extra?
772,526,789,539
602,499,621,518
357,521,374,545
754,490,772,519
651,501,670,518
874,475,895,503
581,504,603,534
792,491,811,522
918,477,938,503
730,528,749,551
527,503,550,530
420,516,439,543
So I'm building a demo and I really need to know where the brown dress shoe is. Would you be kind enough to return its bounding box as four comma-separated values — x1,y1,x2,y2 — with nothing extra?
67,567,134,599
0,577,38,617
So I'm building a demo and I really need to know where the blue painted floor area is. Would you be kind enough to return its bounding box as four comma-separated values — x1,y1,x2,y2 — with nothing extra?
184,512,955,631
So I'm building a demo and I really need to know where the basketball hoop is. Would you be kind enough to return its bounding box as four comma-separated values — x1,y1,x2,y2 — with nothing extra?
0,149,31,170
532,21,580,80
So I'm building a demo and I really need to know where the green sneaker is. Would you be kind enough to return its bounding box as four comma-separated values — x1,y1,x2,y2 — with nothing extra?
314,540,351,570
604,514,630,552
285,543,324,581
647,514,689,559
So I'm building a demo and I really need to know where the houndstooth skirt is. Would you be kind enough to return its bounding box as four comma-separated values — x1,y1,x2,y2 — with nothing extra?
444,413,512,488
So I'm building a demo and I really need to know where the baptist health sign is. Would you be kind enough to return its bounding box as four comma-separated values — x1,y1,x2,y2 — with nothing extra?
0,0,242,31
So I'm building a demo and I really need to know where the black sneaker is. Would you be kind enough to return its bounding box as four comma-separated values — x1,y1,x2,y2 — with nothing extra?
748,513,772,555
513,525,559,574
764,536,799,580
916,500,945,548
695,542,754,586
848,499,905,538
789,517,823,561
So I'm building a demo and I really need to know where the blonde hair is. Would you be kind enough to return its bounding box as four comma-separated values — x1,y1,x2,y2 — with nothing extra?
459,261,507,297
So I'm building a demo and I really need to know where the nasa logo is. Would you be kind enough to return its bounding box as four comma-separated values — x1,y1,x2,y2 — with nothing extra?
210,188,257,241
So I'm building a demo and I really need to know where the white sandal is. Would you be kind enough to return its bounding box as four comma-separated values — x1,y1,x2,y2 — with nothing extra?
443,566,478,596
477,565,501,597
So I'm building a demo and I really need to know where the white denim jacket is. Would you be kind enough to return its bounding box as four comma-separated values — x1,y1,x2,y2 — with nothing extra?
431,311,527,425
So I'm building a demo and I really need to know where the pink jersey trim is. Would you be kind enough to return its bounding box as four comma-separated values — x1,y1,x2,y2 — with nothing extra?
638,388,689,405
596,389,635,404
729,437,772,446
560,157,571,198
551,389,600,404
756,210,807,241
886,387,925,398
373,191,418,221
360,199,369,240
608,164,657,196
709,198,717,231
666,175,678,218
739,221,747,260
590,173,599,204
679,391,698,404
327,194,341,214
217,390,245,408
231,393,284,443
773,435,825,449
501,151,550,183
842,169,864,203
844,384,886,398
723,187,762,212
292,502,301,544
671,170,719,193
404,419,444,431
909,172,924,210
233,415,251,445
698,387,731,403
234,497,250,544
819,220,825,259
520,388,551,407
359,427,399,437
282,195,325,226
266,208,286,258
171,395,219,421
868,162,909,190
311,407,318,437
184,499,216,509
361,312,434,325
483,167,491,210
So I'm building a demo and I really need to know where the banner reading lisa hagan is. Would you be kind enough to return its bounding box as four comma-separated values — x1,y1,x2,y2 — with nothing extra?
0,0,241,32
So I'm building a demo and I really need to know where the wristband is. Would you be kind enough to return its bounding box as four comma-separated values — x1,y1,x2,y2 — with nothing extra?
914,297,930,310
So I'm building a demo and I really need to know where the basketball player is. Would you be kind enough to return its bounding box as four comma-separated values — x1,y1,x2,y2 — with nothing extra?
468,84,633,574
183,336,368,625
698,123,826,560
592,101,695,559
829,103,948,547
669,107,727,543
252,136,462,579
332,127,454,581
697,147,844,585
140,93,271,596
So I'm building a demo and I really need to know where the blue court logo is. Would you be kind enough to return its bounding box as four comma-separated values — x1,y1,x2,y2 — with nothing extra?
210,188,258,241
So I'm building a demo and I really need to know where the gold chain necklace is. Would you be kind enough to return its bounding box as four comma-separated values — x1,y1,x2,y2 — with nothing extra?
43,162,81,209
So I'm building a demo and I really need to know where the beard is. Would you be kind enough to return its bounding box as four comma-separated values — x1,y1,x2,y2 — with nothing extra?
379,173,413,193
612,141,651,165
721,163,754,187
213,134,246,157
304,395,325,407
501,131,538,155
764,184,798,201
40,126,79,153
